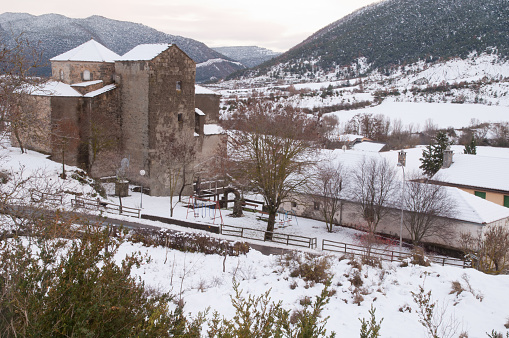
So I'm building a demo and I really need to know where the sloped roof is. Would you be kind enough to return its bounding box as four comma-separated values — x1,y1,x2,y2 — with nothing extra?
50,39,120,63
118,44,172,61
195,85,220,96
451,187,509,224
352,141,386,152
30,81,82,97
84,84,116,98
317,148,509,225
204,124,224,135
433,153,509,192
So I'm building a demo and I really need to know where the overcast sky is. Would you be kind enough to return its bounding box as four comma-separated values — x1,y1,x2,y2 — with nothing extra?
3,0,380,52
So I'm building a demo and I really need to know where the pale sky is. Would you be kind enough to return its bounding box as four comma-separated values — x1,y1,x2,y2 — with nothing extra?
3,0,380,52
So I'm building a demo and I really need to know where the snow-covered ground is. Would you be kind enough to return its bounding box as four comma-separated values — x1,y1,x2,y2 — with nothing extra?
2,146,509,337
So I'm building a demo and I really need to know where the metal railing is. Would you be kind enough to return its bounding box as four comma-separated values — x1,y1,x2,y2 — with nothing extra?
322,239,471,268
221,224,317,249
71,197,141,218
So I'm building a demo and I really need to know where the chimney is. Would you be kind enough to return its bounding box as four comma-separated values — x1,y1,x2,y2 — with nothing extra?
398,150,407,167
442,146,453,168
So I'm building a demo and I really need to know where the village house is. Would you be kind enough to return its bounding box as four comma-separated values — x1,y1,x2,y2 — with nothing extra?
16,39,224,196
280,148,509,250
430,149,509,208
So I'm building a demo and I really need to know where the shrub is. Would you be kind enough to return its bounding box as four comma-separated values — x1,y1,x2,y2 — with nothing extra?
349,270,364,288
0,223,202,337
410,248,431,266
286,253,332,284
207,281,336,337
129,228,249,256
359,305,383,338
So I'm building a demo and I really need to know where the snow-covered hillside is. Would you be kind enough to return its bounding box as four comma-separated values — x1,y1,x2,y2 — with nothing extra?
2,146,509,337
212,53,509,139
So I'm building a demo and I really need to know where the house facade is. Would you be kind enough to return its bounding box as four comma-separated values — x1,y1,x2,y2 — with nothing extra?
16,39,224,196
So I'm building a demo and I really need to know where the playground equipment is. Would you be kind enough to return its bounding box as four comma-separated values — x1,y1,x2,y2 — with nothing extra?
276,208,299,228
185,195,224,225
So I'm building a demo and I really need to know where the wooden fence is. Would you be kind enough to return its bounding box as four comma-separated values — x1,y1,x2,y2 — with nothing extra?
322,239,471,268
221,224,317,249
71,197,141,218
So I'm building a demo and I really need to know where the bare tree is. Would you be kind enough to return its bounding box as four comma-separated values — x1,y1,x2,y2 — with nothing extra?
313,161,346,232
156,132,196,217
52,118,80,179
225,100,318,240
352,156,398,234
461,224,509,274
345,113,390,141
0,32,46,152
403,176,456,245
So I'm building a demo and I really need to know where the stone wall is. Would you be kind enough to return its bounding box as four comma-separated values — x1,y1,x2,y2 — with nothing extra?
81,88,122,177
52,61,115,85
10,95,52,154
195,93,220,124
115,60,150,183
49,96,82,166
282,195,486,249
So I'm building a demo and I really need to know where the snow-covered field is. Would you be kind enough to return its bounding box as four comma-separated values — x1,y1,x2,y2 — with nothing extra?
2,146,509,337
326,102,509,131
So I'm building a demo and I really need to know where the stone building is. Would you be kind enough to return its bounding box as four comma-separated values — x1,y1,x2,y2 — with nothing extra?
18,39,224,196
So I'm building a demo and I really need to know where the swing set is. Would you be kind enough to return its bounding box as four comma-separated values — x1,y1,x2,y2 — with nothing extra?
276,208,299,228
185,195,224,225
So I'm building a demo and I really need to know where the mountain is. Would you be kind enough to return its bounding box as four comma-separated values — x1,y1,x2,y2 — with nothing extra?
250,0,509,77
212,46,281,68
0,13,244,82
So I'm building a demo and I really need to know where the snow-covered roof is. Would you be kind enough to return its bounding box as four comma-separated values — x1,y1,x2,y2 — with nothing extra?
204,124,224,135
339,134,367,142
30,81,82,97
317,148,509,225
84,84,117,98
433,153,509,192
195,85,220,96
195,108,205,116
119,44,171,61
50,39,120,63
352,142,386,152
71,80,103,87
451,187,509,224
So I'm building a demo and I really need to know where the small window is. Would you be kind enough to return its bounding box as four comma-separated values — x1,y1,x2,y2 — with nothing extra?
59,69,64,81
83,70,91,81
176,81,182,91
504,195,509,208
314,202,320,211
178,113,183,123
474,191,486,199
291,202,297,208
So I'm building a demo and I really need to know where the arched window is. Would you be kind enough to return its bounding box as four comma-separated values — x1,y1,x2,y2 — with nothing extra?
176,81,182,91
59,69,64,81
83,70,91,81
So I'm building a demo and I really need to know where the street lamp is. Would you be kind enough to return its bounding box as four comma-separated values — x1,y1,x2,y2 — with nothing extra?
140,169,146,208
397,150,406,254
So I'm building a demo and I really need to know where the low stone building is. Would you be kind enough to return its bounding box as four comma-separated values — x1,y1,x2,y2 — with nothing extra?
281,148,509,250
17,39,224,196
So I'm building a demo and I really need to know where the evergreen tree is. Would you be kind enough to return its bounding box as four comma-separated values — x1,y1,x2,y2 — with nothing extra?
419,131,450,177
463,136,477,155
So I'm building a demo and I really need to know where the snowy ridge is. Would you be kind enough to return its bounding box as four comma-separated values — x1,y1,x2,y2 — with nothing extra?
197,58,243,68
